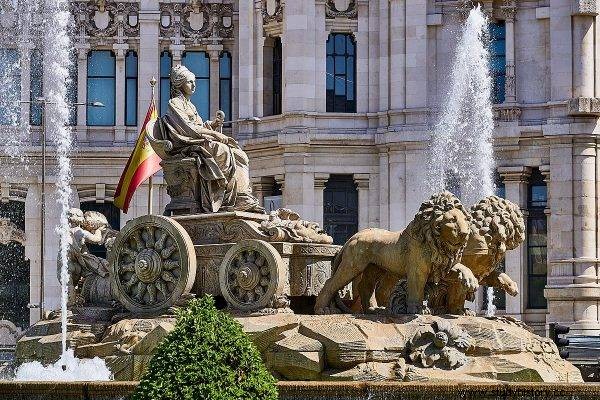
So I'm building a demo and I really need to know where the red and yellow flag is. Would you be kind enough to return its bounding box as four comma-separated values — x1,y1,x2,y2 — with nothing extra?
114,99,162,213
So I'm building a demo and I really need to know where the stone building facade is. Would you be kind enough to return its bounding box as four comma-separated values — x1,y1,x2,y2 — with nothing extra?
0,0,599,338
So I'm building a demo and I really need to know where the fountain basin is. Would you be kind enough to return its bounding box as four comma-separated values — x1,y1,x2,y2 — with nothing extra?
1,381,599,400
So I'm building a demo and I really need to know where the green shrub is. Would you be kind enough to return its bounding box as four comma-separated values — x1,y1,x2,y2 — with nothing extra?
131,296,278,400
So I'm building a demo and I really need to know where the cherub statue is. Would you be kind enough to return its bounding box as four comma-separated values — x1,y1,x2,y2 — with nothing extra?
62,208,118,306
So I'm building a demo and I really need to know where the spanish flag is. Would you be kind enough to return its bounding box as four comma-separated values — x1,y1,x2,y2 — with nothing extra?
114,98,162,213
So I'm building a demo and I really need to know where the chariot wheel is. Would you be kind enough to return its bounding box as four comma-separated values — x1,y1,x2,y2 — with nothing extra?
108,215,196,313
219,239,284,312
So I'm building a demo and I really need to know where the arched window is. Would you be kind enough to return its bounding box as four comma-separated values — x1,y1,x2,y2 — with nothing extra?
87,50,116,126
125,51,138,126
323,175,358,245
0,200,29,329
160,51,172,117
219,51,232,122
30,49,43,126
79,201,121,260
527,168,547,309
0,49,21,126
326,33,356,113
182,51,210,121
272,38,282,115
489,21,506,104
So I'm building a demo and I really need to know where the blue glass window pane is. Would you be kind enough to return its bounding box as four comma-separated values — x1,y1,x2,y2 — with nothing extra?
326,35,334,54
160,51,172,116
160,51,171,78
125,51,137,78
30,50,43,126
334,77,345,95
346,81,354,101
219,81,231,121
346,36,355,55
334,34,345,54
346,57,354,81
87,78,115,125
334,56,345,74
326,73,334,91
183,51,209,78
192,79,210,121
125,79,137,126
219,53,231,78
87,51,115,77
0,49,21,125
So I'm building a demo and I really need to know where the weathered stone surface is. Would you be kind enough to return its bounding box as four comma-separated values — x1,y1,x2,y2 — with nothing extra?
299,316,368,368
323,361,405,381
268,332,324,380
129,322,175,355
75,341,121,359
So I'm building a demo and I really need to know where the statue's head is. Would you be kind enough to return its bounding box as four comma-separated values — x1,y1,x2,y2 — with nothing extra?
68,208,84,227
170,64,196,99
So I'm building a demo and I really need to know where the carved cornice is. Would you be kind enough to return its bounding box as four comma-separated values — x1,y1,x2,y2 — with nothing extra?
500,0,517,22
326,0,357,20
572,0,598,16
159,1,234,43
493,105,521,122
70,0,140,41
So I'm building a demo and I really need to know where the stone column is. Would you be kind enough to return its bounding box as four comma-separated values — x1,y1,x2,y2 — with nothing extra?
314,173,330,227
75,45,89,142
498,166,531,318
113,43,128,143
207,45,223,117
238,0,255,118
389,149,406,230
354,174,370,230
19,43,33,128
356,0,369,113
405,0,427,109
253,2,264,118
389,0,405,110
378,148,390,230
502,1,517,103
568,1,599,114
138,0,160,130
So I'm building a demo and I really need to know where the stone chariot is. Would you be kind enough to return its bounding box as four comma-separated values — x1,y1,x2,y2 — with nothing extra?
108,212,338,314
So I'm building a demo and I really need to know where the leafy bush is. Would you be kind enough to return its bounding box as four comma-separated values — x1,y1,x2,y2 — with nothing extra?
131,296,278,400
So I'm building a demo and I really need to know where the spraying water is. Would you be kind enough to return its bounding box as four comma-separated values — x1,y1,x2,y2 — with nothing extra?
1,0,111,379
426,6,497,316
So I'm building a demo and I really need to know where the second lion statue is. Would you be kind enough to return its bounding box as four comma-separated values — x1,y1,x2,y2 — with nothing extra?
314,191,478,315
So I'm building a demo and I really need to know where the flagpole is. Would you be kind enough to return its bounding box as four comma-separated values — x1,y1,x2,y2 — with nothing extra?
148,77,157,215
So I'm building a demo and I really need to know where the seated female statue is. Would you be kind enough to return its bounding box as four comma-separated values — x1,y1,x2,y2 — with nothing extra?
155,64,263,213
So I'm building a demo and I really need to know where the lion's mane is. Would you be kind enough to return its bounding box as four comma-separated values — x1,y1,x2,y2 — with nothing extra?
469,195,525,267
408,191,472,284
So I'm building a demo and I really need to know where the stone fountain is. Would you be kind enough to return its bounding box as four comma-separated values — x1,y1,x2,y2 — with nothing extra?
15,63,583,384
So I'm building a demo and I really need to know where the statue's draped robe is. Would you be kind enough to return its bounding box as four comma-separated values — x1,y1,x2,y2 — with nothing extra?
157,95,260,213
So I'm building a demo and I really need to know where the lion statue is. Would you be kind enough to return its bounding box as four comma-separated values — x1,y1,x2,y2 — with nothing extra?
361,195,525,315
314,191,477,315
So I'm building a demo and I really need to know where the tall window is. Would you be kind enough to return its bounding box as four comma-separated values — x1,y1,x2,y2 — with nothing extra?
67,51,78,126
272,38,282,115
0,201,29,329
0,49,21,125
219,51,232,122
489,21,506,104
182,51,210,121
80,201,120,260
125,51,138,126
324,175,358,245
527,169,547,309
160,51,172,117
87,50,116,126
326,33,356,113
29,50,43,126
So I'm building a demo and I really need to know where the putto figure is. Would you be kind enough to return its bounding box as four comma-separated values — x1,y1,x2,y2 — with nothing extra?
63,208,117,306
150,64,263,214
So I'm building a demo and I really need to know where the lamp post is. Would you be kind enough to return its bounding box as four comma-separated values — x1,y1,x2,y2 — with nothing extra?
22,98,104,319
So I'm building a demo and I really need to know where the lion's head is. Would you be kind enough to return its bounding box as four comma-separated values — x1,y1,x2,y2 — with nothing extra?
411,191,472,283
469,195,525,266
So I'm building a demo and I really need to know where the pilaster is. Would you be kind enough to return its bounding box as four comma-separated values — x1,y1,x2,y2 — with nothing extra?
502,1,517,103
76,45,90,143
207,45,223,118
498,166,531,317
354,173,369,230
314,173,330,227
113,43,128,143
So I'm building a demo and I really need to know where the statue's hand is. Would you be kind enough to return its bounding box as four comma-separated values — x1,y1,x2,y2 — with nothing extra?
214,132,230,144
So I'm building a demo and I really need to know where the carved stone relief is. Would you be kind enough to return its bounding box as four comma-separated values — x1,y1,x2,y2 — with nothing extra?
159,1,234,43
262,0,283,25
70,1,140,40
326,0,357,19
0,217,25,245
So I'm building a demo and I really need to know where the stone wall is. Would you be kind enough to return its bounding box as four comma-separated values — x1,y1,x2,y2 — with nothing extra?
1,381,600,400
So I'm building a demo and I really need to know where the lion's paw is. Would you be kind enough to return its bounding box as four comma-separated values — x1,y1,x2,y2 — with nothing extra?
315,304,342,315
365,306,387,315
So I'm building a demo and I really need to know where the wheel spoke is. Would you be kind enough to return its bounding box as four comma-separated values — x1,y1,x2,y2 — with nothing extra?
133,230,145,251
144,226,155,248
124,274,139,290
161,271,176,283
135,282,146,301
161,244,177,259
147,283,157,304
163,260,179,270
155,231,168,250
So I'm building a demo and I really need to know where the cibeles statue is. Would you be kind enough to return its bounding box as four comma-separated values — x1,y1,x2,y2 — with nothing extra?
150,64,263,215
62,208,118,306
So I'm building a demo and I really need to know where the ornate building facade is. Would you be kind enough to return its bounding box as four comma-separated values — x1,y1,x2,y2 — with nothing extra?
0,0,599,339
